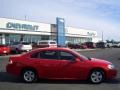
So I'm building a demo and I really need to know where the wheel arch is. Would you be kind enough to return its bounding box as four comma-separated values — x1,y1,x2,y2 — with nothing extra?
21,67,38,77
88,67,107,80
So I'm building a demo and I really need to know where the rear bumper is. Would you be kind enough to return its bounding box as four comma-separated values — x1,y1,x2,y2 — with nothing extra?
21,48,32,52
6,64,21,76
21,49,31,52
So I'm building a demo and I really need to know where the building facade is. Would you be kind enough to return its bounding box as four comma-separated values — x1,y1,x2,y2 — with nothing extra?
0,17,99,45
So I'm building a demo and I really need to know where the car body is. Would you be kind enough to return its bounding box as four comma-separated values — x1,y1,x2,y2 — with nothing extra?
96,42,106,48
112,43,120,48
10,42,32,53
0,44,10,55
6,47,117,83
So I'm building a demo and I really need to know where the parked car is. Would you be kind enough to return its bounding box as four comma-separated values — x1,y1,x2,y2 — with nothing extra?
67,44,79,49
96,42,106,48
106,43,113,48
80,44,87,49
0,44,10,55
6,47,117,83
34,40,57,48
112,43,120,48
10,42,32,53
85,42,96,48
68,43,87,49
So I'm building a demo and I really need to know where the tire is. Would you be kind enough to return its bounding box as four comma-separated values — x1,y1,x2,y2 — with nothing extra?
89,70,105,84
22,69,38,83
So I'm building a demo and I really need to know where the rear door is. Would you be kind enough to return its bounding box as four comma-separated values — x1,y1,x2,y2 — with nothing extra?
30,50,60,78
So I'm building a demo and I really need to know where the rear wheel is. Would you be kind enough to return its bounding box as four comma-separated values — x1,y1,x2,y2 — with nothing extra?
89,70,105,84
22,69,38,83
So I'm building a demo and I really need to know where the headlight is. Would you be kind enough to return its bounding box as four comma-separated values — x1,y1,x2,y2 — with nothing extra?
107,64,115,69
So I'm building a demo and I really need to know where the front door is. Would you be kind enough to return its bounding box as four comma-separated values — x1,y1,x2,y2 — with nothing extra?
57,51,86,79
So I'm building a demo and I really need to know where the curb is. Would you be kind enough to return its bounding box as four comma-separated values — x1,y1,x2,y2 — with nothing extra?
72,49,96,52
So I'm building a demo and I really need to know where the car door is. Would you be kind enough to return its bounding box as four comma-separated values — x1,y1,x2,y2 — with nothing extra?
30,50,60,79
57,51,88,79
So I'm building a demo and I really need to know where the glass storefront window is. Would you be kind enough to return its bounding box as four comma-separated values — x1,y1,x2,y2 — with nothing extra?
4,34,50,45
66,36,92,44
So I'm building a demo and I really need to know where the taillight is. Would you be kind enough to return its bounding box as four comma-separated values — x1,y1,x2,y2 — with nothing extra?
9,59,13,64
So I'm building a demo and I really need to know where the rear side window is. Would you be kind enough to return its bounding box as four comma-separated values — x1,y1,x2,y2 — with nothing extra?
40,50,58,59
31,50,59,60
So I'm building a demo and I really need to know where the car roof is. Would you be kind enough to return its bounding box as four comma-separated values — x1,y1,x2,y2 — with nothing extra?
38,40,56,42
33,47,70,51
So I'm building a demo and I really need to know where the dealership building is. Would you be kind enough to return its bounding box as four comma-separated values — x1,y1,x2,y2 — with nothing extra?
0,17,100,45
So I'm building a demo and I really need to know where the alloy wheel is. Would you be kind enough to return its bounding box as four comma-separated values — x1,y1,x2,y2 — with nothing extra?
90,70,104,84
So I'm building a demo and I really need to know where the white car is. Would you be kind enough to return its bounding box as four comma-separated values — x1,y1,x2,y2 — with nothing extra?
37,40,57,48
10,42,32,53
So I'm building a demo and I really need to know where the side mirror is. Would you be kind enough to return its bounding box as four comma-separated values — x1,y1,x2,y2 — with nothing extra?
69,58,80,63
87,57,91,60
75,58,80,62
69,60,77,63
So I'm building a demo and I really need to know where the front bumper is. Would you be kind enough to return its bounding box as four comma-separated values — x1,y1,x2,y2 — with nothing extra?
106,69,117,79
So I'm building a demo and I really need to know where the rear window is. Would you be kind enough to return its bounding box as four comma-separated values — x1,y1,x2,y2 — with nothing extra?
39,42,48,44
50,42,56,44
31,50,59,59
22,42,30,45
12,42,19,45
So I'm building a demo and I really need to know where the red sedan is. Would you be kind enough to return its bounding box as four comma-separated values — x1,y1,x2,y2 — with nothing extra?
0,44,10,55
6,47,117,83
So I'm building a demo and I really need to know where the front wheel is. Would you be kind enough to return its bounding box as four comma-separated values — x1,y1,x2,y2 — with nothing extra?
22,69,38,83
89,70,105,84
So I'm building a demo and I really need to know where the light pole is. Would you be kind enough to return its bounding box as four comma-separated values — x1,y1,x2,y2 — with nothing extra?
102,31,104,42
24,15,27,20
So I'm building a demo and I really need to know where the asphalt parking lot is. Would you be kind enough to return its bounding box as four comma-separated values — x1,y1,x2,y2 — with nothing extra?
0,48,120,90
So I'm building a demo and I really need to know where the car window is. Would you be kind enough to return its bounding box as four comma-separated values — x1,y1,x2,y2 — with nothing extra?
39,42,48,44
31,50,59,60
22,42,30,45
60,51,75,61
40,50,58,59
11,42,19,45
72,50,89,60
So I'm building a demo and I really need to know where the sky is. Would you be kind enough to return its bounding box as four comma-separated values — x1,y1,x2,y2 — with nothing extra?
0,0,120,41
